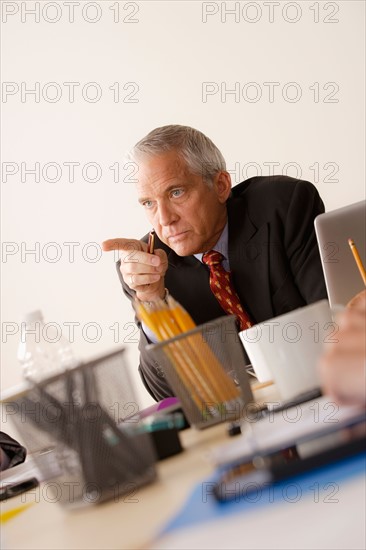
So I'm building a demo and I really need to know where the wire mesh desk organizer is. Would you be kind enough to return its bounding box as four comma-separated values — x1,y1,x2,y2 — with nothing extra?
138,296,253,429
3,349,157,507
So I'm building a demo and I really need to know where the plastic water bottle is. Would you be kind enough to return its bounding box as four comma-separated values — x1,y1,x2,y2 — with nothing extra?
17,310,77,382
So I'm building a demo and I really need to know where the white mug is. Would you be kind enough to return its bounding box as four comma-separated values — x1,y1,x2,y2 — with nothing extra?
239,300,333,400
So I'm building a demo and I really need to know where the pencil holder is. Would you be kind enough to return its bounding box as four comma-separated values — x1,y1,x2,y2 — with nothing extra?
2,349,157,507
147,315,253,429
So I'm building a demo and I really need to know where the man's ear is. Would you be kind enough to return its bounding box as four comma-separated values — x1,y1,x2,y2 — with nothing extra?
215,171,232,203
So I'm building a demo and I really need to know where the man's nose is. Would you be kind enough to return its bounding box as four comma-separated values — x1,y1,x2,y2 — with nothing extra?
157,202,178,226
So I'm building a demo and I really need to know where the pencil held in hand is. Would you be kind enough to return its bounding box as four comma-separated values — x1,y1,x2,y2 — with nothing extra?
148,230,155,254
348,238,366,286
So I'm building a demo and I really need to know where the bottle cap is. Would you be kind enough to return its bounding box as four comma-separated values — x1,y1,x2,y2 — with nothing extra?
23,310,43,323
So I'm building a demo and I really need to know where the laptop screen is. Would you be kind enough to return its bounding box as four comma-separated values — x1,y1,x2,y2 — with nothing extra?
315,200,366,307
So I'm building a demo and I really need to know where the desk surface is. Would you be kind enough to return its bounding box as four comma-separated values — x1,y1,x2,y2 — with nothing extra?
1,422,229,550
1,386,365,550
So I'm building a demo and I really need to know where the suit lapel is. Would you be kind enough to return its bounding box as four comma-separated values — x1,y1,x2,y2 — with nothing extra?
227,197,274,322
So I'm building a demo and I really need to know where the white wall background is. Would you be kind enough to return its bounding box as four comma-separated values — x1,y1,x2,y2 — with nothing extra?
1,0,365,409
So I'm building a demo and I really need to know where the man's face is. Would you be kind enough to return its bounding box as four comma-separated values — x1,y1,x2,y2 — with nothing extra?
136,150,231,256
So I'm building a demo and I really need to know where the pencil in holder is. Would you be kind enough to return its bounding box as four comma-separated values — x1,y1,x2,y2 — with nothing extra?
147,315,253,429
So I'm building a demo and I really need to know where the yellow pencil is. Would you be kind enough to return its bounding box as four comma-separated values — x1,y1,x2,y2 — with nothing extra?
348,238,366,286
166,297,239,402
166,295,196,332
134,296,240,406
0,502,34,524
134,301,162,340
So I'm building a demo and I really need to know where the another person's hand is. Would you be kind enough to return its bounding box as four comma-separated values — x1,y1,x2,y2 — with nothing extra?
347,289,366,310
102,238,168,302
318,303,366,405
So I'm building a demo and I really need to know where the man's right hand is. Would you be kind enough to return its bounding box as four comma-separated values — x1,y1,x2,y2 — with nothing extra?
102,238,168,302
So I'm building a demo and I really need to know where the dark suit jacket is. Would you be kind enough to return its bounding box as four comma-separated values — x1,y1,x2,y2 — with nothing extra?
117,176,328,401
0,431,26,470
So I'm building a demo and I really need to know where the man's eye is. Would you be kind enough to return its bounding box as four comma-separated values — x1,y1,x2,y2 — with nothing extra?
142,200,153,209
171,189,183,198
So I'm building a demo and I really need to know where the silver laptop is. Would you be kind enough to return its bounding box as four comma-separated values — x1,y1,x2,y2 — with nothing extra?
315,200,366,307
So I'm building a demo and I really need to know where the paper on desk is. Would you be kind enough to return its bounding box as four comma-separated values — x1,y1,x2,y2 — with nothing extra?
150,471,366,550
208,396,365,466
151,433,366,550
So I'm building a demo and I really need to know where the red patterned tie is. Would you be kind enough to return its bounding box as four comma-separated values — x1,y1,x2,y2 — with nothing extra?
202,250,253,331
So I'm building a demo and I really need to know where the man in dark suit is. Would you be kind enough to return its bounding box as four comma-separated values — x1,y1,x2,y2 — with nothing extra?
103,125,327,401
